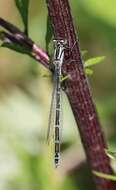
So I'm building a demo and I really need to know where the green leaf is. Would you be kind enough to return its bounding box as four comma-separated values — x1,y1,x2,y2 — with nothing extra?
81,50,88,57
1,42,32,56
85,68,93,75
15,0,29,36
93,170,116,181
0,30,6,41
105,149,116,160
84,56,105,68
45,15,53,53
60,75,69,82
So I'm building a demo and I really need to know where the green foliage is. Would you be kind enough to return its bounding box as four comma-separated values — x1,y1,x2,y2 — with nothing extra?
83,56,105,76
93,170,116,181
84,56,105,68
1,42,32,57
45,15,53,53
85,68,93,75
60,75,70,82
93,149,116,180
81,50,88,57
15,0,30,36
105,149,116,160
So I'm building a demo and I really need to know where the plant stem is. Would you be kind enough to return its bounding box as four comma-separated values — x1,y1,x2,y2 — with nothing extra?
46,0,116,189
0,17,49,69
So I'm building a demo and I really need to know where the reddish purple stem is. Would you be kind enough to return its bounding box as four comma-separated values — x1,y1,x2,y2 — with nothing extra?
32,44,49,69
0,17,49,69
46,0,116,190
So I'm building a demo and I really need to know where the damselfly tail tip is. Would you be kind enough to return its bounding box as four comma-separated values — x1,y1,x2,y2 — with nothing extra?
54,154,60,168
55,162,59,168
55,165,58,168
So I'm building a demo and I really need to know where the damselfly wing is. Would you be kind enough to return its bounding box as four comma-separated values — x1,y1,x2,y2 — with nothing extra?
46,76,56,144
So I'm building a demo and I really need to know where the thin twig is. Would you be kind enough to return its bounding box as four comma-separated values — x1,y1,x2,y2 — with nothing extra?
0,17,49,69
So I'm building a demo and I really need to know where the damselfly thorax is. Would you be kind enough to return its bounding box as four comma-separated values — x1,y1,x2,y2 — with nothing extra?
47,39,66,168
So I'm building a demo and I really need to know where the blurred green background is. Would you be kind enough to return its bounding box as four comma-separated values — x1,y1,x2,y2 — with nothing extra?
0,0,116,189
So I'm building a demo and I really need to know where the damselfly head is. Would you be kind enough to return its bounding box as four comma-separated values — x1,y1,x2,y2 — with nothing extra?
53,39,67,48
53,39,66,62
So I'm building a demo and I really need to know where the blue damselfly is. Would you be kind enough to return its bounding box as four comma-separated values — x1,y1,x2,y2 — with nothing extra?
47,39,66,168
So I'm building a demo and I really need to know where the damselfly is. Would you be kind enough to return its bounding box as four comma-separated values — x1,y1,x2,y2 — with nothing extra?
47,39,66,168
